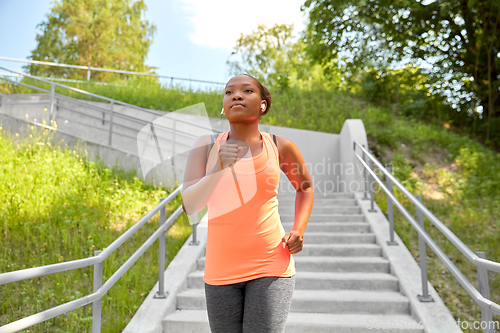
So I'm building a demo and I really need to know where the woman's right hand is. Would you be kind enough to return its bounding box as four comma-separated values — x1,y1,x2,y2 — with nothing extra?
217,140,247,171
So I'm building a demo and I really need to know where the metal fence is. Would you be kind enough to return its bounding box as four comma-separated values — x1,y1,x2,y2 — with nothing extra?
0,66,222,164
354,142,500,333
0,56,226,88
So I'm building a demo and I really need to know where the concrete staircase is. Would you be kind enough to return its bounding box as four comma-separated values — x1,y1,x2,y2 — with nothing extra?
161,193,425,332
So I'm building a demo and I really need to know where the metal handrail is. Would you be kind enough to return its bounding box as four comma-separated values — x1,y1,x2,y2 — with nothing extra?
0,72,217,133
0,56,226,86
0,78,200,154
0,186,179,285
0,184,203,333
0,69,222,155
0,66,197,121
0,72,127,86
354,142,500,273
353,142,500,322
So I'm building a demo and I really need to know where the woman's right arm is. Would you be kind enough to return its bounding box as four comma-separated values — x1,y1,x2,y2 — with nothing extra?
182,134,245,215
181,134,225,215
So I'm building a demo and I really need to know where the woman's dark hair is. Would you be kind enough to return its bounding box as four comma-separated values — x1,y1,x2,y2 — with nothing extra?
232,73,272,117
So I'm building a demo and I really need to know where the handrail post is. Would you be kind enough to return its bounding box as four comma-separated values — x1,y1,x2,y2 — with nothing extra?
154,198,168,299
92,250,103,333
362,145,368,200
416,195,434,302
476,251,494,333
87,67,91,81
189,213,200,245
49,83,55,123
368,151,377,212
386,166,398,245
171,119,176,167
108,101,114,146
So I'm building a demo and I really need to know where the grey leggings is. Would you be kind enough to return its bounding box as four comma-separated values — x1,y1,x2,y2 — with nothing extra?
204,275,295,333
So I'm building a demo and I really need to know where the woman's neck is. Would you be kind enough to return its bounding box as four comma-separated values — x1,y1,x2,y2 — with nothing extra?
227,125,262,143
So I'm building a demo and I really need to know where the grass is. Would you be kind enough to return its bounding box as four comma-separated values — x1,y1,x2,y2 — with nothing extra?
1,77,500,332
0,121,194,332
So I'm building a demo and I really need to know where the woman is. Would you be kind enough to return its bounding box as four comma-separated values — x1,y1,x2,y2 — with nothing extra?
181,73,314,333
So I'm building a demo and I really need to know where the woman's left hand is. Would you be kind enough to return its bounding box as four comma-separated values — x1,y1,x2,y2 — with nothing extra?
282,231,303,255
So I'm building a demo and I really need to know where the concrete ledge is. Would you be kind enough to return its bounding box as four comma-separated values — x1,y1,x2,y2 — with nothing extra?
122,213,208,333
355,192,462,333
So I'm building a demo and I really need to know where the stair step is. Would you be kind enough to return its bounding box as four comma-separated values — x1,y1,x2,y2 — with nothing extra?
197,256,390,273
294,244,382,257
187,271,398,291
163,310,424,333
293,256,390,273
280,214,365,222
176,288,410,315
200,240,380,259
282,222,370,233
277,198,357,207
279,206,361,214
303,232,376,244
277,192,355,199
285,312,425,333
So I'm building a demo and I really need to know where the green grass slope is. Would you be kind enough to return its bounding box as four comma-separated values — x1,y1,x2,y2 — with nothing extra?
0,123,192,332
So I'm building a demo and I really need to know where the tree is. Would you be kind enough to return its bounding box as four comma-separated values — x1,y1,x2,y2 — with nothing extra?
301,0,500,142
26,0,156,81
228,23,342,91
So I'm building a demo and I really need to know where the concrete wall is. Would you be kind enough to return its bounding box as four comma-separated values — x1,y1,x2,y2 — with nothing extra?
0,92,368,194
339,119,368,193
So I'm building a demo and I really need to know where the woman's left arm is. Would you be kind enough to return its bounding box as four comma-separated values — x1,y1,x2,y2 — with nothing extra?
277,136,314,255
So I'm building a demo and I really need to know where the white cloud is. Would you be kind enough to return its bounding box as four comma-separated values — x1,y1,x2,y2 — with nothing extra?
175,0,309,50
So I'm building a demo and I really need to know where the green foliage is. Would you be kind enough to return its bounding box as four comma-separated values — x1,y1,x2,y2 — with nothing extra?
228,23,342,91
301,0,500,142
27,0,157,82
0,123,191,332
355,65,449,120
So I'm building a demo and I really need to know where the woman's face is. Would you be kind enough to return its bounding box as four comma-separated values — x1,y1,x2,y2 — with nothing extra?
223,75,265,122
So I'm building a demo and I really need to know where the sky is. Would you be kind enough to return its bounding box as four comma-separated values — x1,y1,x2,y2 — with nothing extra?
0,0,309,91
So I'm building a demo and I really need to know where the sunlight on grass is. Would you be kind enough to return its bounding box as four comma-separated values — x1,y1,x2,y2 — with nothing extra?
0,122,192,332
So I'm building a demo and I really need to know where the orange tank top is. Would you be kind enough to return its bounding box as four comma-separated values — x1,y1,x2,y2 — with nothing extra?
203,131,295,285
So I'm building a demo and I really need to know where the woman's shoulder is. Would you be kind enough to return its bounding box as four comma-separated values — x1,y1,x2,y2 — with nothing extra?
267,134,293,165
273,134,291,150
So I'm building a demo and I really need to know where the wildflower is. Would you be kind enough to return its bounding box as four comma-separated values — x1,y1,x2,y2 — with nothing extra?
25,114,29,119
44,108,47,112
15,133,19,137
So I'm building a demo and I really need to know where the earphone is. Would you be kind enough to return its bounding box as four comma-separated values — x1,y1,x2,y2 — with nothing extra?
221,104,265,115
